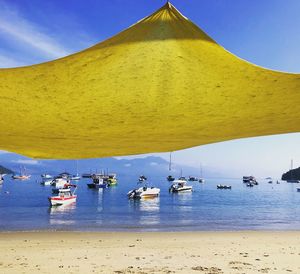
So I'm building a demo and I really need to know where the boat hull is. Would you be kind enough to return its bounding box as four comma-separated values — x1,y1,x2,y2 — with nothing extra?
49,196,77,206
87,183,108,189
170,187,193,193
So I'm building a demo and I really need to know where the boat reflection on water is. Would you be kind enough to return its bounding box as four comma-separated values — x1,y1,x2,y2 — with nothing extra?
134,197,160,212
48,202,76,226
131,198,160,227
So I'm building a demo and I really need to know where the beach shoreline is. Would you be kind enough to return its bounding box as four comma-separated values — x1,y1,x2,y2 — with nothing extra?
0,231,299,273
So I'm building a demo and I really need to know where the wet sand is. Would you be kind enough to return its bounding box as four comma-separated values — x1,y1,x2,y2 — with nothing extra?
0,231,299,273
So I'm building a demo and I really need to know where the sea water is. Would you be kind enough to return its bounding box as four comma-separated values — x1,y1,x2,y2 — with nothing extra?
1,175,300,231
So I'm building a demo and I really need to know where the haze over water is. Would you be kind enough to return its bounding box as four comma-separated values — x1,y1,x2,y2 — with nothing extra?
1,175,300,231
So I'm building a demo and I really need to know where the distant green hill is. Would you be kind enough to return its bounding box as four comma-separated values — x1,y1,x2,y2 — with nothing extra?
0,165,13,174
282,167,300,180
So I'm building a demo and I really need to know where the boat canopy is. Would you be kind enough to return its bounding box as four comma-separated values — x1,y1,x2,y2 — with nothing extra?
0,2,299,159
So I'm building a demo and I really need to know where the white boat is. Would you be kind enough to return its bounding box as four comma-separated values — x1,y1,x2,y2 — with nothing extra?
127,186,160,199
48,186,77,206
41,179,53,186
51,178,69,188
70,174,81,180
41,174,52,179
169,180,192,193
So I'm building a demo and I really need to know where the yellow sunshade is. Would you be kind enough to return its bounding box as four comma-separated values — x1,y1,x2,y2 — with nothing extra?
0,2,299,159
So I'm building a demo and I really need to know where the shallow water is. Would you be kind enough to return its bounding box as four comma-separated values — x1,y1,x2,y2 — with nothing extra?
0,175,300,231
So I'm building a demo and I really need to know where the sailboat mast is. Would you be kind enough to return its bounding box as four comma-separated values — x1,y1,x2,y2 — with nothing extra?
169,152,172,171
291,159,294,180
200,163,202,178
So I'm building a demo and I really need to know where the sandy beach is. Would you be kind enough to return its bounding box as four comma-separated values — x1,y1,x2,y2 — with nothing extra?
0,231,299,273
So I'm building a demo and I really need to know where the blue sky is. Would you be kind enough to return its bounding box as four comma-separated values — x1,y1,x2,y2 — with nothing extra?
0,0,299,178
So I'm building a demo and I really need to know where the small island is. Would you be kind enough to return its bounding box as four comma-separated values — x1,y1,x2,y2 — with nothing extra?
282,167,300,181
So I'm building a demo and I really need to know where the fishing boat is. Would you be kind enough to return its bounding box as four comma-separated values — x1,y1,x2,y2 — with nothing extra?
52,182,73,194
87,175,108,189
127,185,160,199
139,175,147,182
217,184,232,189
51,178,69,188
41,174,52,179
243,176,258,185
169,179,193,193
167,175,175,182
107,174,118,186
48,185,77,206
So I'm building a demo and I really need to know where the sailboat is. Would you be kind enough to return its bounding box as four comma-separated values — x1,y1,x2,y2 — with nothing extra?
286,159,300,183
12,166,31,180
198,164,205,183
166,152,175,181
70,160,80,180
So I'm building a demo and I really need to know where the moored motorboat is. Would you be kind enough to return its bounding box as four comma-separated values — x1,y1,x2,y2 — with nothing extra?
167,175,175,182
198,178,205,183
41,179,53,186
48,186,77,206
87,175,108,189
169,179,192,193
41,174,52,179
70,174,81,180
139,175,147,182
107,174,118,186
243,176,258,185
188,176,198,182
217,184,232,189
127,185,160,199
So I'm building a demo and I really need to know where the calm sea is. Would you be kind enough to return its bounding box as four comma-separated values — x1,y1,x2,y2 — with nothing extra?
0,175,300,231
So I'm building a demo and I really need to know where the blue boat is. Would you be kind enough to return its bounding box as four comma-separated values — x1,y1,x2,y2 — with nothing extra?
87,175,108,189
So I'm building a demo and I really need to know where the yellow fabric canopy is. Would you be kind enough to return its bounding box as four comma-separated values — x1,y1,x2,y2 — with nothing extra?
0,2,299,159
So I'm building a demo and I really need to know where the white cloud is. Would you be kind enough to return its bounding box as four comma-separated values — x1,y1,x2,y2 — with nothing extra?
12,159,40,165
0,1,71,62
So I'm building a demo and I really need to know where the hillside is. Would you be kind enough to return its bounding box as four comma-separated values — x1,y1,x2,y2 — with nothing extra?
0,152,219,178
281,167,300,180
0,165,13,174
